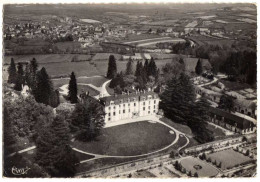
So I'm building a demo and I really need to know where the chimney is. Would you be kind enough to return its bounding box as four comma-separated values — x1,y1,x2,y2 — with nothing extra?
127,91,129,95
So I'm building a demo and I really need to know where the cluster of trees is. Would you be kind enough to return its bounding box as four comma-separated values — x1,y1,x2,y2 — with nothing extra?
3,95,78,177
218,95,234,113
173,42,256,86
8,58,60,108
160,73,213,143
70,96,105,141
174,161,198,177
108,55,160,93
219,51,256,85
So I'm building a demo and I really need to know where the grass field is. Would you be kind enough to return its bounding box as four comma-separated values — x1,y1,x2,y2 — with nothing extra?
52,76,108,89
77,84,100,96
39,62,100,78
71,121,176,156
206,149,253,170
180,157,219,177
5,54,174,78
4,54,77,64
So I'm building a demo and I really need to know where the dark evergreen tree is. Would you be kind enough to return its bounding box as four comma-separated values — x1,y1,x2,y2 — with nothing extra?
218,95,234,112
35,115,78,177
195,58,203,75
25,58,38,91
107,55,117,79
3,106,16,156
160,73,213,143
14,63,25,91
8,58,17,84
70,97,105,141
49,89,60,108
68,72,78,103
34,67,52,105
125,57,134,75
160,73,195,125
17,62,24,76
190,97,213,143
135,61,141,77
14,74,23,91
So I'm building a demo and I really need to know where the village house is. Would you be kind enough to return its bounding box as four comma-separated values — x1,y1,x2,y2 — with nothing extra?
100,91,160,123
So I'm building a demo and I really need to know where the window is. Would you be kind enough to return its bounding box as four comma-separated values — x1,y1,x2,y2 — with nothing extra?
123,104,125,107
149,101,151,105
143,102,145,105
143,107,145,111
154,105,156,109
108,118,111,121
153,110,155,113
108,113,111,116
154,100,156,104
119,110,121,114
128,103,130,106
114,106,116,109
113,112,116,116
129,109,130,112
123,110,125,113
148,106,150,109
148,111,150,114
109,107,111,110
134,103,136,106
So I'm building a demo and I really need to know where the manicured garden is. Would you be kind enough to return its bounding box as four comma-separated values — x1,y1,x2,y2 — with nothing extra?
179,157,219,177
71,121,176,156
206,149,253,170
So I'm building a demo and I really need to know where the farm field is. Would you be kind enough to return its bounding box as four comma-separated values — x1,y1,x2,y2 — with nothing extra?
124,37,185,47
180,157,219,177
71,121,176,156
120,33,165,42
206,149,253,170
4,54,77,64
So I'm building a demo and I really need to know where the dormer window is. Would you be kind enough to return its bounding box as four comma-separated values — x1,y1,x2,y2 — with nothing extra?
110,101,114,105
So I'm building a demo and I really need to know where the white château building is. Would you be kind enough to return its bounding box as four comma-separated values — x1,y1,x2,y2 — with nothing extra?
100,91,160,123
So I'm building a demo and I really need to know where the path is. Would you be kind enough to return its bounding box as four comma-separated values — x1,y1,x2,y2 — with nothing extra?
197,77,218,87
100,79,111,97
8,146,36,157
51,75,102,81
124,37,172,44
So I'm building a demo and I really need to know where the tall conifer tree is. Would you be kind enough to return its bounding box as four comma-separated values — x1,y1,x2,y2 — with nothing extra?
68,72,78,103
107,55,117,79
8,58,17,84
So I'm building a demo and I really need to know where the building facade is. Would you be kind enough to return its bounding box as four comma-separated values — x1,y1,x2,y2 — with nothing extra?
208,107,256,135
100,91,160,123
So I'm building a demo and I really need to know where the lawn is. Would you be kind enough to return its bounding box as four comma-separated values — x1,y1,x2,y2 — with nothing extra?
180,157,219,177
4,54,81,64
39,62,100,78
77,84,100,97
206,149,253,170
71,121,176,156
206,123,226,140
52,76,108,89
219,78,253,91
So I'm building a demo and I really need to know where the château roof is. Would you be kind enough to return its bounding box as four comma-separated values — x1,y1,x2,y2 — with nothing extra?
100,91,158,106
